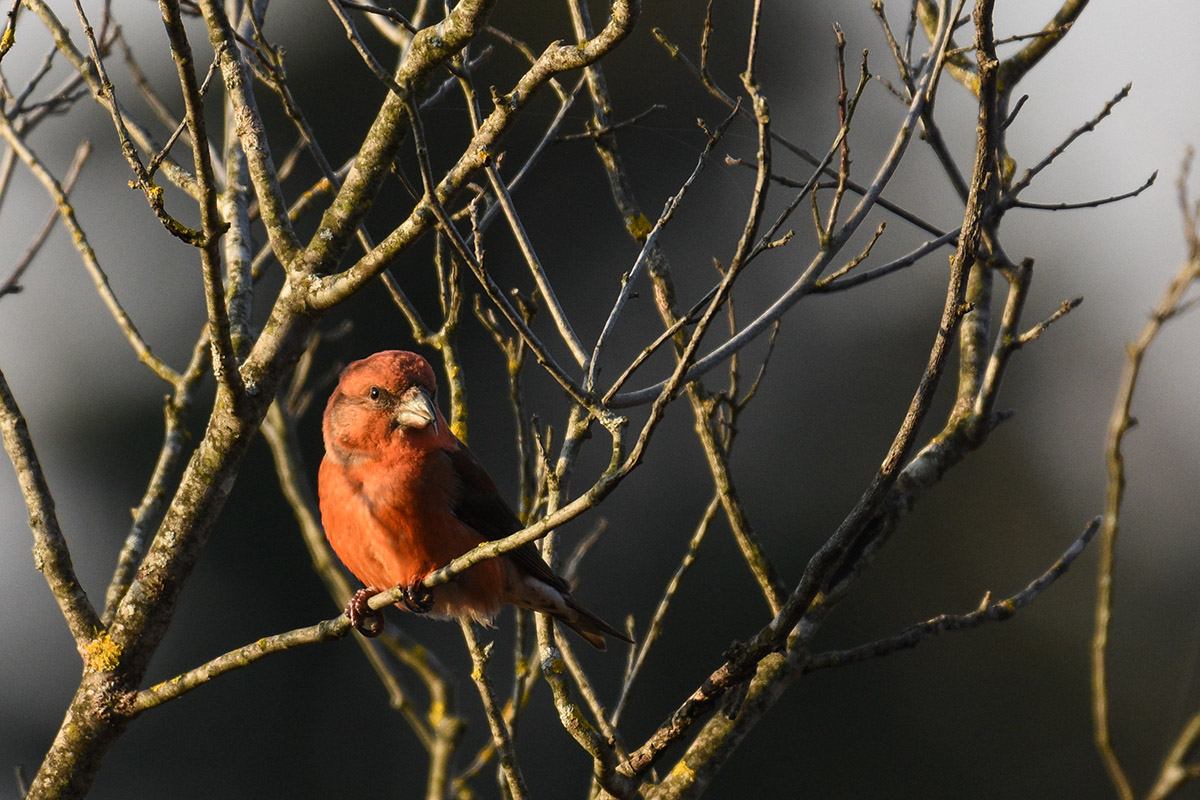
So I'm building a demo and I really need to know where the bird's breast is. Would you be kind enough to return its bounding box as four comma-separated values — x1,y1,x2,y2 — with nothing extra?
318,447,503,614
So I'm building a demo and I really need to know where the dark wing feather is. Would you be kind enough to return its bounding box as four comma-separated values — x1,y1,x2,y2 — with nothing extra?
444,441,571,594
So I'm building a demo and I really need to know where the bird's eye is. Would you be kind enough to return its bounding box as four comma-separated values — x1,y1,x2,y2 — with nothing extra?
369,386,382,401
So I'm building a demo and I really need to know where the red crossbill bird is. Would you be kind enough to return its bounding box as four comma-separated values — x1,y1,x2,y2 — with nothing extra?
318,350,630,650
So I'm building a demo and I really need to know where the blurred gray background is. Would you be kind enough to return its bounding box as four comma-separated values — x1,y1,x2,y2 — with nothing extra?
2,1,1199,797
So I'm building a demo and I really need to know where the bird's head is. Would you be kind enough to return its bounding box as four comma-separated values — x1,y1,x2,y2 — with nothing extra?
323,350,444,459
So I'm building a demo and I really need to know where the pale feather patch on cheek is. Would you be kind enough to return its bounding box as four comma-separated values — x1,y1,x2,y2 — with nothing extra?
327,400,380,457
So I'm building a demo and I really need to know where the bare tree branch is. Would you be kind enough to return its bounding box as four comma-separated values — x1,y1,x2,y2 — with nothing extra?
0,366,102,646
1093,151,1200,800
0,140,89,298
0,103,177,384
807,517,1099,672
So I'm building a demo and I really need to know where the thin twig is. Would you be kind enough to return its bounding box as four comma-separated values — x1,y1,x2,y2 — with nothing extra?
590,106,741,392
460,622,529,800
103,339,208,621
147,50,223,181
1012,171,1156,211
534,617,633,798
0,366,102,645
0,140,90,298
653,25,947,239
611,10,953,408
820,23,853,241
483,163,590,367
10,42,63,116
871,0,913,88
451,650,542,794
325,0,405,96
1005,83,1131,201
0,104,177,384
1093,153,1200,800
23,0,202,199
814,221,887,288
402,98,603,419
159,0,244,400
945,24,1072,58
195,0,302,265
1014,297,1083,346
133,615,353,712
555,103,665,142
613,495,720,724
307,0,637,308
72,0,203,243
337,0,418,33
572,0,787,626
806,517,1100,672
621,1,968,773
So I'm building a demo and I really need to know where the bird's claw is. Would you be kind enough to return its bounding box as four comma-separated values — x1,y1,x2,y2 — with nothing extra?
346,588,384,637
401,582,433,614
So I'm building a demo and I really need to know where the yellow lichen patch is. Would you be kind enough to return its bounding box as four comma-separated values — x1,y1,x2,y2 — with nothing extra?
147,675,181,695
428,699,445,726
83,630,122,673
625,212,653,242
668,758,695,781
0,29,15,59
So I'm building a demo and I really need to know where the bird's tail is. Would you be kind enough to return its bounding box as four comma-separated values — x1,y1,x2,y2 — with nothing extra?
557,596,633,651
507,575,632,650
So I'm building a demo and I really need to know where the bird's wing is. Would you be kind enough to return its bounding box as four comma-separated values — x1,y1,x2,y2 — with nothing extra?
444,441,571,594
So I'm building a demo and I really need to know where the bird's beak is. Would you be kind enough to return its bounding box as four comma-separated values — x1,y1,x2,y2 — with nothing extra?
395,386,439,435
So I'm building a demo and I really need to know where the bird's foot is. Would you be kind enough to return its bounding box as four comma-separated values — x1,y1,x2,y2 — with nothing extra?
346,588,384,637
400,581,433,614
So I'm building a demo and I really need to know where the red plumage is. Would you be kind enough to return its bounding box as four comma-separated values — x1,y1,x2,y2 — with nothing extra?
318,350,629,650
